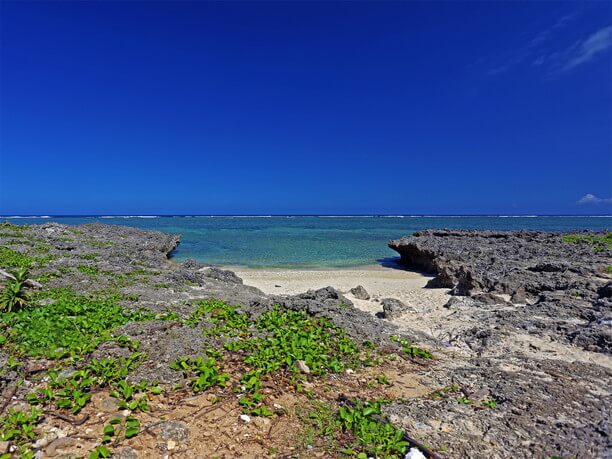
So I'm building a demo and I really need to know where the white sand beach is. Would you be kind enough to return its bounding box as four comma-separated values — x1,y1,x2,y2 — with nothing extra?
231,265,451,318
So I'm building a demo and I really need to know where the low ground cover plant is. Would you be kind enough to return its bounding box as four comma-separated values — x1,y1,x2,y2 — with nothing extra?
0,287,156,358
561,232,612,251
0,251,426,459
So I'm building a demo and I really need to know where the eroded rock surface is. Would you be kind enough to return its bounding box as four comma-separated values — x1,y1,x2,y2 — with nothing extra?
386,229,612,458
390,230,612,353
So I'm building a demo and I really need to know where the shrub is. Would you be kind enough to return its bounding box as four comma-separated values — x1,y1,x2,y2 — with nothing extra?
0,267,30,313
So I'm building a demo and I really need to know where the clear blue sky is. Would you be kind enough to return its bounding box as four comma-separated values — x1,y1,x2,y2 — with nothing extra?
1,1,611,215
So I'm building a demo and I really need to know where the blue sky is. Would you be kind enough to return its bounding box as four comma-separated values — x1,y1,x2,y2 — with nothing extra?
0,1,610,215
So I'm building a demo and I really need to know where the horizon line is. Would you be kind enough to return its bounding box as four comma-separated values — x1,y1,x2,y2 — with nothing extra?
1,214,611,218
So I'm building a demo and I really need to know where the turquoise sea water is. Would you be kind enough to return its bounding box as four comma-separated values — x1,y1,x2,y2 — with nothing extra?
3,216,611,268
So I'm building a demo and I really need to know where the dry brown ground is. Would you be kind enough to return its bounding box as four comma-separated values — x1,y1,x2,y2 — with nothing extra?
20,357,435,459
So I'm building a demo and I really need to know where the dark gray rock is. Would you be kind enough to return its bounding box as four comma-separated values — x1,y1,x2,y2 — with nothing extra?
181,259,204,270
389,230,609,298
599,281,612,298
389,230,612,353
271,287,400,346
157,420,190,445
202,267,243,284
510,288,528,304
470,293,509,305
349,285,370,300
381,297,415,319
112,447,138,459
383,358,611,459
165,268,207,286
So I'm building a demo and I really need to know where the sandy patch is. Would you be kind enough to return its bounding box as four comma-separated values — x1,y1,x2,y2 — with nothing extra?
231,265,451,317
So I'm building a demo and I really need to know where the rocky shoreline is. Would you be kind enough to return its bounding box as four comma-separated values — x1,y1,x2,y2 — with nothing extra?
389,229,611,353
0,222,610,458
387,230,611,458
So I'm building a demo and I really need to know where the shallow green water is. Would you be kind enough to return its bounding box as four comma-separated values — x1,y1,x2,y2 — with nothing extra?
4,216,610,268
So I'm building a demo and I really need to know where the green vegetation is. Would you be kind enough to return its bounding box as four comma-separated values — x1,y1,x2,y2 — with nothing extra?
0,222,29,239
480,398,498,409
390,335,433,359
0,247,48,269
605,265,612,274
561,232,612,251
110,380,152,412
87,239,113,248
90,445,112,459
0,287,156,358
79,253,99,260
300,400,342,450
235,306,361,375
170,356,229,393
338,400,409,458
429,383,460,399
0,407,41,458
176,300,385,424
78,264,100,276
26,353,144,414
299,399,411,458
99,415,140,444
367,373,391,387
0,267,30,313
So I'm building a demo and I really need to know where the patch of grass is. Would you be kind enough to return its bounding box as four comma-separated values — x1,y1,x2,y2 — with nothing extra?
79,253,99,260
153,283,171,289
0,247,52,269
78,265,100,276
110,380,152,412
561,232,612,251
429,383,460,399
0,406,41,457
0,287,156,358
338,399,409,458
181,301,368,417
367,374,391,387
480,398,497,409
170,356,229,393
87,239,113,248
0,222,29,239
187,300,250,335
34,244,51,254
27,353,147,414
605,265,612,274
86,352,144,385
390,336,433,359
299,400,342,450
37,271,61,283
235,306,361,376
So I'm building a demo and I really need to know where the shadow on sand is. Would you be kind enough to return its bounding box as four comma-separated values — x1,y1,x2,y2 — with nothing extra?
376,257,434,277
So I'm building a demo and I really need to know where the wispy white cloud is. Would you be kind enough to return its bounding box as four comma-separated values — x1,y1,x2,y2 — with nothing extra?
485,13,576,76
528,13,575,49
483,9,612,77
577,194,612,205
561,25,612,71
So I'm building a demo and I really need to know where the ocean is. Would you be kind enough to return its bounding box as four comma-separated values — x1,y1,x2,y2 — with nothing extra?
3,216,610,268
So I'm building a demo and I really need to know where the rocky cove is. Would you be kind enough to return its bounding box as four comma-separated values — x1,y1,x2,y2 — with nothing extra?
0,222,610,459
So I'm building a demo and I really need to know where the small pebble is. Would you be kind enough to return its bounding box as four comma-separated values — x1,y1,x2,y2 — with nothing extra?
295,360,310,374
404,447,427,459
239,414,251,423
